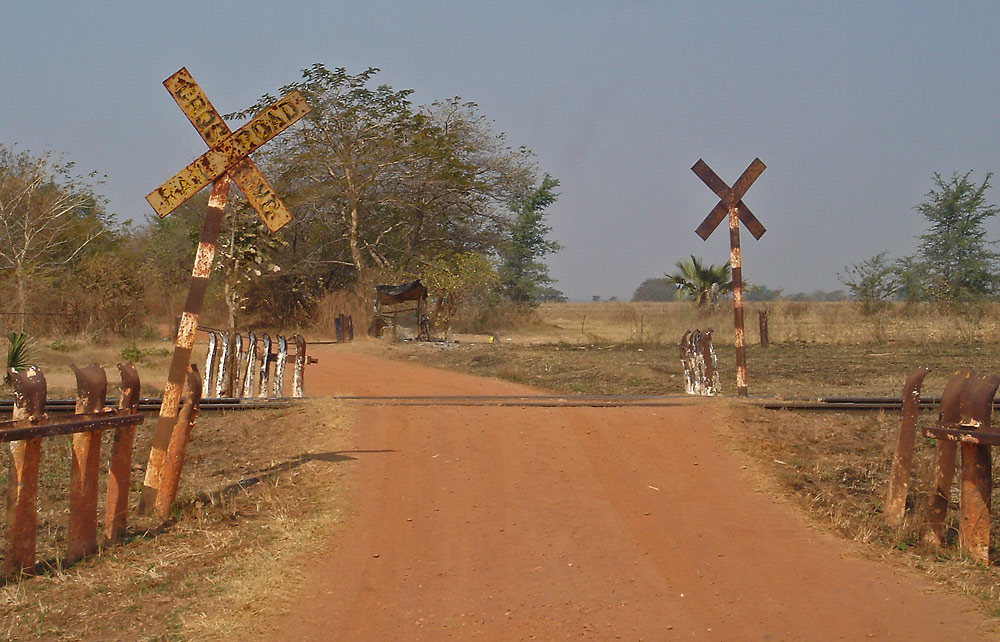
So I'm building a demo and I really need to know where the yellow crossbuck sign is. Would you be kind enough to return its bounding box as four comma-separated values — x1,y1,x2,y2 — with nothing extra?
140,69,310,517
145,68,310,231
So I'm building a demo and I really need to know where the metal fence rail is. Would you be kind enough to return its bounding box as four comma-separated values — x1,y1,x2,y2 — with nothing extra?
2,363,145,577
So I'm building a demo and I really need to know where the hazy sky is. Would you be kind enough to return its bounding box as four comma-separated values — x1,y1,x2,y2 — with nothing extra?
4,1,1000,300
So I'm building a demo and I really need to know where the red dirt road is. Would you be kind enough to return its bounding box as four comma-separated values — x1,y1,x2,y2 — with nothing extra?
260,346,997,641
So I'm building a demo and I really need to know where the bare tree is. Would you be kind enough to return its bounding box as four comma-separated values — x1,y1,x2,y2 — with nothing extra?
0,145,107,329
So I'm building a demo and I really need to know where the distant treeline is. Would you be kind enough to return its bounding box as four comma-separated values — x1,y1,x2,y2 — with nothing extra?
630,277,846,303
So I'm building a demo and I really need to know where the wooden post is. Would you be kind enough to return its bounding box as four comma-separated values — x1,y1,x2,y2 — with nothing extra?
758,310,769,348
153,366,203,521
141,176,230,512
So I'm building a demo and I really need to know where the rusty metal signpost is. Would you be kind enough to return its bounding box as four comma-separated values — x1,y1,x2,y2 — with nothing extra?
692,158,767,397
139,68,310,515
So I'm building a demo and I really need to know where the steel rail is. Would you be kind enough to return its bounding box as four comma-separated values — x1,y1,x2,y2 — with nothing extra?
0,394,965,413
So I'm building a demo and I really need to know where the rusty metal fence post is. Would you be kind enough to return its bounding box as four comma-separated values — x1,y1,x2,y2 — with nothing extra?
67,364,107,562
3,365,145,577
700,329,720,395
4,367,46,577
233,333,245,395
923,370,969,546
258,334,272,398
884,366,932,527
680,330,695,394
956,373,1000,562
104,363,141,544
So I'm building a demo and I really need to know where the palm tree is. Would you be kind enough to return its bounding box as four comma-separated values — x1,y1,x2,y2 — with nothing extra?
667,256,732,308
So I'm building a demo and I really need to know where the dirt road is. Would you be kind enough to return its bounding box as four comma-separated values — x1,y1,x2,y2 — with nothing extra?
259,346,996,641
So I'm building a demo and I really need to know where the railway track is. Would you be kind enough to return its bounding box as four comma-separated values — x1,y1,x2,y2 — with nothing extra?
0,394,954,413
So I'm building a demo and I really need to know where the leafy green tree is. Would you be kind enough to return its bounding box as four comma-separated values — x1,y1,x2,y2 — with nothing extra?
631,278,676,302
231,65,534,297
915,171,1000,304
667,256,732,308
416,251,499,330
497,175,562,305
837,251,900,314
744,282,783,302
892,254,928,305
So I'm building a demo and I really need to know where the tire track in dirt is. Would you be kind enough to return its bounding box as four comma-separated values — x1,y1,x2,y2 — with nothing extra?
255,347,997,641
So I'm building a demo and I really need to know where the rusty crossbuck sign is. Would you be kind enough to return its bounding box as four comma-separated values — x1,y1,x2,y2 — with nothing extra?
140,68,310,514
692,158,766,398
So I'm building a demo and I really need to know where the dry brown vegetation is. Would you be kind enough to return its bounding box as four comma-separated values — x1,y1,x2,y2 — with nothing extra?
526,300,1000,346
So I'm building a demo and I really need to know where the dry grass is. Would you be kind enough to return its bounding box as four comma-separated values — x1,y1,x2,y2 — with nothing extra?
519,300,1000,346
0,398,356,641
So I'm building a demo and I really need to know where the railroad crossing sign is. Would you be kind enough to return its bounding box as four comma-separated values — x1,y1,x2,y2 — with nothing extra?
691,158,767,397
146,68,310,232
693,158,766,241
140,68,310,515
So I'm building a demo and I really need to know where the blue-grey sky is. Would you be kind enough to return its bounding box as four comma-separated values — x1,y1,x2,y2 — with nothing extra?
3,1,1000,300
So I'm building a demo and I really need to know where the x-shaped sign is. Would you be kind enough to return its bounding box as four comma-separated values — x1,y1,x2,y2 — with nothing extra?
144,68,310,231
692,158,767,241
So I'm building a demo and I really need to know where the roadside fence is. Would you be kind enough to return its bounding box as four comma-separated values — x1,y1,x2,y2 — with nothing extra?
886,367,1000,564
2,363,146,577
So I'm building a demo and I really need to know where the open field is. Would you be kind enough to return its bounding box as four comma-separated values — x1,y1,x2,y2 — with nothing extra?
4,299,1000,638
518,300,1000,345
